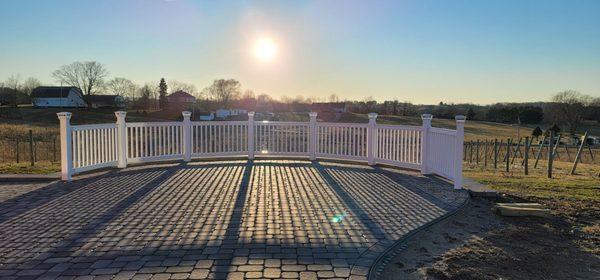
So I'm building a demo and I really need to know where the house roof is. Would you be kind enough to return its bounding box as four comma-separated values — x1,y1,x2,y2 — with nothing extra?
31,87,82,98
167,91,195,98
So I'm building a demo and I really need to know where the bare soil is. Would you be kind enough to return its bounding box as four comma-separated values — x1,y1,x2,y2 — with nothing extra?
377,197,600,280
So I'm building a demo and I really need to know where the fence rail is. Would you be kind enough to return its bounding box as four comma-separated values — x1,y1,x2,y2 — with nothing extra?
56,111,466,188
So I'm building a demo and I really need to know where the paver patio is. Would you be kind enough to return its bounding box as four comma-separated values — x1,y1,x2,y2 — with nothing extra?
0,160,468,280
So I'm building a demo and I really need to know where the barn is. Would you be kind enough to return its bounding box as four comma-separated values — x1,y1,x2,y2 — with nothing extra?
31,87,87,108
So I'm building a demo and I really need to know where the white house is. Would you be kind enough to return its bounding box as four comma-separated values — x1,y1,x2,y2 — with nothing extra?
31,87,87,108
215,108,248,119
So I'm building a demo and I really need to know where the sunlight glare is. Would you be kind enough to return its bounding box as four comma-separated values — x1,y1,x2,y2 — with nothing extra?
254,37,278,62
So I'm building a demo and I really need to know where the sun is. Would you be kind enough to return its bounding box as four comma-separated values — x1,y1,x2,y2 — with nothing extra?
253,37,278,62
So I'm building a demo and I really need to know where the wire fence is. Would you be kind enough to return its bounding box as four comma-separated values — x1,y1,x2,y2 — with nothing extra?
464,134,599,177
0,130,60,165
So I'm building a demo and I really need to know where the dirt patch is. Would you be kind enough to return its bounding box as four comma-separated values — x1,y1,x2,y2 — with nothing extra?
377,197,600,280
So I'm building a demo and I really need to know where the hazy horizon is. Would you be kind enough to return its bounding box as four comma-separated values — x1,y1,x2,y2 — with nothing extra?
1,0,599,104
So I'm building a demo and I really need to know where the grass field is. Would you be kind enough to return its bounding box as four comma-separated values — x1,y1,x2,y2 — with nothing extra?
465,160,599,209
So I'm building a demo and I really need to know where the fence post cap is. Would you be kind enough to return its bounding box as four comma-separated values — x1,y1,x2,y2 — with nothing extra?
56,112,72,119
367,113,378,119
455,115,466,122
309,112,318,118
182,111,192,117
248,111,255,117
421,114,433,120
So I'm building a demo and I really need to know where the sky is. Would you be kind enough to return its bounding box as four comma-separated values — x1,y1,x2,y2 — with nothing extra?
1,0,599,104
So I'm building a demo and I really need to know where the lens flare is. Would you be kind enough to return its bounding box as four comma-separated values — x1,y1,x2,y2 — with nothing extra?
331,213,347,223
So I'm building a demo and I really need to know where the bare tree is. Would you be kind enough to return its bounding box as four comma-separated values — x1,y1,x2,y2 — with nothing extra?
52,61,109,95
4,75,22,107
545,90,590,134
169,80,199,97
203,79,241,108
328,94,340,103
107,77,137,100
21,77,41,96
137,83,157,110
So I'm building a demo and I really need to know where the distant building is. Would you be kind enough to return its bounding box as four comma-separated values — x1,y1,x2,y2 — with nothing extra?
215,108,248,119
167,91,196,104
86,95,125,108
198,112,215,121
31,87,87,108
310,102,348,113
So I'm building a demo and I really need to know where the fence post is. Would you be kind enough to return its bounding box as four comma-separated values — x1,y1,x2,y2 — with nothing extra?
484,140,488,167
571,132,588,175
57,112,73,181
367,113,378,166
420,114,432,174
469,141,473,163
547,131,554,178
115,111,128,168
29,130,34,166
248,112,255,160
309,112,318,161
493,139,498,169
53,136,57,162
182,111,192,162
524,137,530,175
476,139,480,164
16,138,19,163
454,115,466,189
534,135,546,168
506,138,511,172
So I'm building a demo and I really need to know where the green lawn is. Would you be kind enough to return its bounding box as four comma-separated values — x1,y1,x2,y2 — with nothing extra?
0,162,60,174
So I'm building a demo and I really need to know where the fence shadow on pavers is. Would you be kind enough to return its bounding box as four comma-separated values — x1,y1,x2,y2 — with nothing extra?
0,170,124,224
0,166,180,276
0,160,466,279
373,166,469,210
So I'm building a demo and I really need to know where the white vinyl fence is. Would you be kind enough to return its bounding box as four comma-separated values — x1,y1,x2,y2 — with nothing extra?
57,111,465,188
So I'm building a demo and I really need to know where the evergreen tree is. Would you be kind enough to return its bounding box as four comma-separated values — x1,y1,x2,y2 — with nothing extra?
466,107,476,120
158,78,168,109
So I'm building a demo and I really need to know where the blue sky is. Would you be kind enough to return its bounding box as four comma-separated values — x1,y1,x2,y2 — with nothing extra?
1,0,599,104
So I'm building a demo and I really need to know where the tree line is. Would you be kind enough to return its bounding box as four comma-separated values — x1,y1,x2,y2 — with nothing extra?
1,60,598,134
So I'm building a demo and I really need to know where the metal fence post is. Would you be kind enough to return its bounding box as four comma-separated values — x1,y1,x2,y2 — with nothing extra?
182,111,192,162
367,113,378,166
454,115,466,189
420,114,433,174
248,112,255,160
115,111,128,168
57,112,73,181
309,112,318,160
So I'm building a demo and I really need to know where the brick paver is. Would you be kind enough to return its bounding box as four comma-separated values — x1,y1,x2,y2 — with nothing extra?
0,160,468,279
